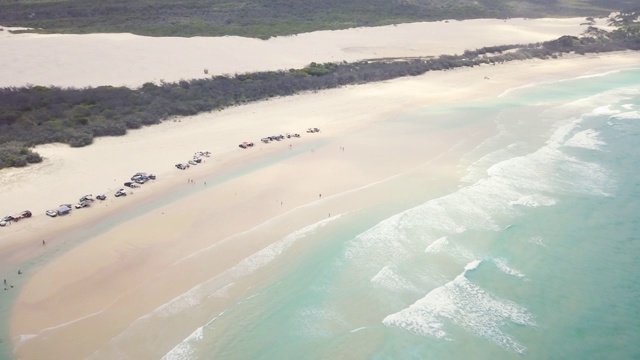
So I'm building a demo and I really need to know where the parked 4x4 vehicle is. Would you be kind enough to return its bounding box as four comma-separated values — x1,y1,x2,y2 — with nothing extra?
79,194,94,203
0,216,12,227
75,200,91,209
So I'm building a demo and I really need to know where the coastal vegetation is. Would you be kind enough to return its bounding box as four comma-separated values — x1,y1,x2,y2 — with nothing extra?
0,0,636,38
0,11,639,170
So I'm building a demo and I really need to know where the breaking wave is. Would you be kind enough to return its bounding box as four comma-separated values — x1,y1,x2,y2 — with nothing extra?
383,260,535,354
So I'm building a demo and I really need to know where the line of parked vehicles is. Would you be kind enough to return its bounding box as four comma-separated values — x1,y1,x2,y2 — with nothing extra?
239,128,319,150
44,172,156,218
123,172,157,188
1,170,158,226
175,151,211,170
0,211,32,227
178,128,319,168
259,132,303,145
4,128,318,228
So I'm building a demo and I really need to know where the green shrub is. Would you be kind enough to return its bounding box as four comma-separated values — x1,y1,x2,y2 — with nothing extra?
89,119,128,136
9,156,27,167
25,151,42,164
67,130,94,147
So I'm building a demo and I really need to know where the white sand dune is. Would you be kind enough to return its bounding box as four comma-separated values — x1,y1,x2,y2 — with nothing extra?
0,17,609,88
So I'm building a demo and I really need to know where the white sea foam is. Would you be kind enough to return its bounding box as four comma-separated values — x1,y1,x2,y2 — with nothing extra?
486,120,613,197
510,194,556,207
544,84,639,122
610,110,640,120
591,105,620,115
424,236,448,254
344,175,518,267
161,327,204,360
494,258,526,279
464,259,482,271
424,236,475,264
162,309,228,360
563,129,605,150
15,334,37,343
371,266,419,292
497,68,629,99
461,143,522,185
350,327,367,333
528,236,545,247
621,103,635,110
383,260,534,353
295,306,347,337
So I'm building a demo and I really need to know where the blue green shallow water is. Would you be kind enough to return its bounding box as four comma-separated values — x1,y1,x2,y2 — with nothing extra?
158,69,640,360
4,68,640,360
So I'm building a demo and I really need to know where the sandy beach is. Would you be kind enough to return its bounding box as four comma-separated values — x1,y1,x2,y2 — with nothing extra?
1,16,639,360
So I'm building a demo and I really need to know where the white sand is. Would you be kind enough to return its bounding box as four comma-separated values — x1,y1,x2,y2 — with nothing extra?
0,16,638,360
0,17,610,88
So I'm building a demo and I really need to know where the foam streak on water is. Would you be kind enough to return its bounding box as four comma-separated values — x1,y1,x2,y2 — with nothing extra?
493,258,526,279
371,266,419,293
383,260,535,354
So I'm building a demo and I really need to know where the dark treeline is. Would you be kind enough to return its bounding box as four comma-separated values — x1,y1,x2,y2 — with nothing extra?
1,13,639,169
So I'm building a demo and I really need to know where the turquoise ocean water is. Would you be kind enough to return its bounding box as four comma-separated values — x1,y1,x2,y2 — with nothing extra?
4,68,640,360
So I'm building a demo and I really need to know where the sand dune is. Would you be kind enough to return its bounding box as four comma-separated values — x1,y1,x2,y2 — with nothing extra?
0,17,609,89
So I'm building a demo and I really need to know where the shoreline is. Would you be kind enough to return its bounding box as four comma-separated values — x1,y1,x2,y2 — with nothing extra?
0,14,638,358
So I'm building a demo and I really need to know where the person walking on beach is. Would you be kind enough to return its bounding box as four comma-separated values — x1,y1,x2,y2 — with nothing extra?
42,240,45,246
